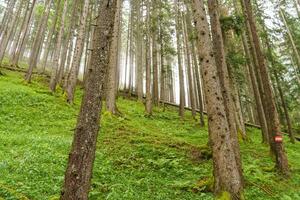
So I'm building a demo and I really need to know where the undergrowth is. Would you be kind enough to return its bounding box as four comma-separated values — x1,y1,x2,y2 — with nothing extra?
0,69,299,200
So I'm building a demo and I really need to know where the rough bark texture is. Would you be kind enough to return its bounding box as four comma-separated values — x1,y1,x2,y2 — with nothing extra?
0,0,23,63
40,0,62,72
183,13,196,118
60,0,117,199
241,0,289,176
207,0,243,184
65,0,90,102
11,0,35,67
192,0,244,198
106,0,121,114
279,8,300,71
152,1,159,106
145,0,152,115
25,0,52,82
49,0,69,92
186,6,205,126
175,0,185,119
275,72,295,143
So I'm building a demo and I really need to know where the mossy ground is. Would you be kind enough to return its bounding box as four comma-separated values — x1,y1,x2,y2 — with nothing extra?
0,69,299,200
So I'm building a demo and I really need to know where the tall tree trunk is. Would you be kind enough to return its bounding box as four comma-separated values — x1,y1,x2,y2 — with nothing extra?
0,0,23,64
135,0,143,100
124,9,131,91
106,0,122,114
11,0,36,67
25,0,52,82
175,0,185,119
60,0,117,198
151,0,159,106
241,0,290,176
65,0,90,102
0,0,16,44
145,0,152,115
186,5,205,127
274,72,295,143
208,0,244,178
192,0,244,197
49,0,69,91
235,0,269,143
9,0,31,64
40,0,62,72
183,13,196,118
279,8,300,72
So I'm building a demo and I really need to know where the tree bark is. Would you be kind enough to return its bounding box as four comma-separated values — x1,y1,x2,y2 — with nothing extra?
241,0,290,176
106,0,122,114
49,0,69,91
208,0,243,182
183,13,196,118
175,0,185,119
192,0,244,198
0,0,23,64
65,0,90,101
60,0,117,198
25,0,52,82
145,0,152,115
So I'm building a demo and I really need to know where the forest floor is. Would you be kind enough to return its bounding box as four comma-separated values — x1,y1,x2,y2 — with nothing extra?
0,69,300,200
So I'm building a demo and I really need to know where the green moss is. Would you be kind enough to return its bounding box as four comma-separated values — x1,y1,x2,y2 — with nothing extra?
217,191,231,200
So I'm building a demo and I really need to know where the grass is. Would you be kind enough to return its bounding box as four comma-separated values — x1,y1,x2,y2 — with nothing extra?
0,69,299,200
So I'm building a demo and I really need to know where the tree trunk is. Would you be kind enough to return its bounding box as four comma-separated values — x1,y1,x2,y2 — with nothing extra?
192,0,244,197
60,0,117,198
49,0,69,91
40,0,63,72
207,0,244,185
65,0,90,102
145,0,152,115
241,0,290,176
274,72,295,143
106,0,122,114
151,0,159,106
175,0,185,119
25,0,52,82
11,0,36,67
0,0,23,64
183,13,196,118
279,8,300,72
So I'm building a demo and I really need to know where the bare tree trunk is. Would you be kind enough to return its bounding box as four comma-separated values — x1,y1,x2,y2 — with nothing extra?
60,0,117,198
49,0,69,91
241,0,290,176
11,0,36,67
183,13,196,118
145,0,152,115
65,0,90,101
208,0,243,181
135,0,143,100
151,0,159,106
40,0,63,72
175,0,185,119
25,0,52,82
106,0,122,114
124,10,131,91
0,0,23,64
279,8,300,72
0,0,16,44
9,0,31,63
192,0,244,197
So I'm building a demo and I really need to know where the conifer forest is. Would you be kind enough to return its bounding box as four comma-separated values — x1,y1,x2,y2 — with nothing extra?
0,0,300,199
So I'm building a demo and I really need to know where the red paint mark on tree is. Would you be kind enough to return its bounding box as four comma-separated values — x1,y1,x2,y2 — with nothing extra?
275,135,283,143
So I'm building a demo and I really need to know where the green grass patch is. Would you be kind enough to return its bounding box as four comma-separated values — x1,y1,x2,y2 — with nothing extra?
0,69,299,199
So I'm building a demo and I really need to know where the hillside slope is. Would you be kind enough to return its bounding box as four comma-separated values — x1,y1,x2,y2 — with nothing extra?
0,70,299,200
